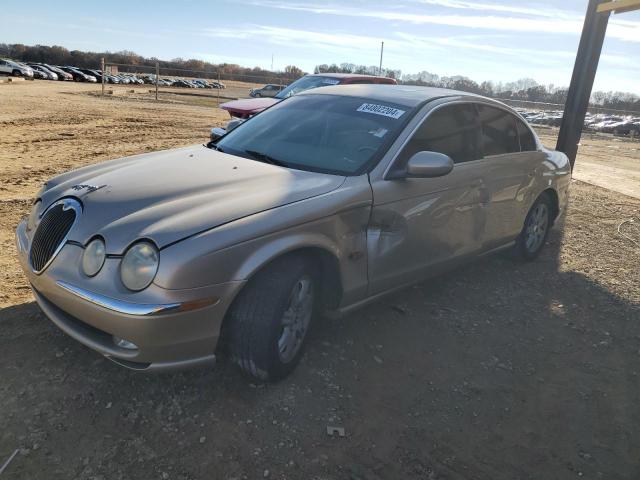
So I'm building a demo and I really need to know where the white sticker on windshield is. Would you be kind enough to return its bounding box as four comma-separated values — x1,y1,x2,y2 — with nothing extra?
322,79,340,84
357,103,405,119
369,128,388,138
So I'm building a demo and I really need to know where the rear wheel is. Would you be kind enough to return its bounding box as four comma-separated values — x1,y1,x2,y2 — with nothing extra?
514,193,553,261
223,254,318,381
12,70,21,77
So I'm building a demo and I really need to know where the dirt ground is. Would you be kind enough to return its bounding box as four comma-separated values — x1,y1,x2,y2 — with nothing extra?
535,128,640,200
1,81,639,480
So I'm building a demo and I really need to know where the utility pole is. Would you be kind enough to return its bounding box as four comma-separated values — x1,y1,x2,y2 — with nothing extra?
271,54,274,71
101,57,105,96
217,71,221,106
378,41,384,76
155,61,159,101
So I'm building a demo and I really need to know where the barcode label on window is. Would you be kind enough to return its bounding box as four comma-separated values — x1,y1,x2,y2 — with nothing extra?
357,103,405,119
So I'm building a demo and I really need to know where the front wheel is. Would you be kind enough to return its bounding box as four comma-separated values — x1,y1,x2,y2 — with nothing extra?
223,255,318,381
514,193,553,261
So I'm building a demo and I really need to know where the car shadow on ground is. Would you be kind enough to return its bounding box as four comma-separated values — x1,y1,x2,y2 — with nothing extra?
1,222,639,479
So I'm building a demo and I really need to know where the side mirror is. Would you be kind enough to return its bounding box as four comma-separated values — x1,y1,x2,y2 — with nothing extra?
210,127,227,142
226,118,245,132
405,151,454,178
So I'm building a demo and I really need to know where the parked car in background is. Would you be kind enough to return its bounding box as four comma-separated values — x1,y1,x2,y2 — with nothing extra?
60,66,96,82
0,59,34,77
609,120,640,136
31,69,48,79
41,64,73,81
211,73,399,141
173,79,195,88
78,68,107,83
127,74,144,85
27,63,58,80
220,73,398,119
116,74,131,84
249,84,284,98
16,85,569,381
105,73,120,84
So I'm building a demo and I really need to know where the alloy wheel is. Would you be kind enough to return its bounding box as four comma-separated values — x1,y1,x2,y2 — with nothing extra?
277,275,314,364
525,203,549,253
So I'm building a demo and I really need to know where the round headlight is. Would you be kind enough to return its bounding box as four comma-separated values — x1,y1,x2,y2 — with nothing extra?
27,200,41,232
120,241,159,291
82,238,106,277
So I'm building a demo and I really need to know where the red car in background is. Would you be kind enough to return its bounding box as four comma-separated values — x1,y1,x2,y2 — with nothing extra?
220,73,398,118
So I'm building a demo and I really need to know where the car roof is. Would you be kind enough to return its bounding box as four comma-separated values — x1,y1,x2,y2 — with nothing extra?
297,84,495,108
308,73,392,80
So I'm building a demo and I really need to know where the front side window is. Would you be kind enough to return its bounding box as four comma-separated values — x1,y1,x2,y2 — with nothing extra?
398,103,481,164
478,105,520,156
216,94,412,175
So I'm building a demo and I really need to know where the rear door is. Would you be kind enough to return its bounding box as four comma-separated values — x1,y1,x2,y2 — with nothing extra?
367,102,490,294
477,104,545,247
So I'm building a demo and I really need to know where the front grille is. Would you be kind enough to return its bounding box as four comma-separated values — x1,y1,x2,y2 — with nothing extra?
30,199,80,273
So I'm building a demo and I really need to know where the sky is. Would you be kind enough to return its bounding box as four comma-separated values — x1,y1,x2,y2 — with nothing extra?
3,0,640,93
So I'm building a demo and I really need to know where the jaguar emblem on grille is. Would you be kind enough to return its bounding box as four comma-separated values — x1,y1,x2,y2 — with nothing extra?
71,184,107,194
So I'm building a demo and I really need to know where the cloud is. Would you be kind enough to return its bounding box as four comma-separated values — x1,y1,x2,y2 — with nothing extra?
411,0,575,19
198,22,640,84
200,24,575,71
608,19,640,43
239,0,640,43
201,25,383,52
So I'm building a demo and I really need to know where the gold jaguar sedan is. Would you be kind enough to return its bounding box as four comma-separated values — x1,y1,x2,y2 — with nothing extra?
16,85,571,381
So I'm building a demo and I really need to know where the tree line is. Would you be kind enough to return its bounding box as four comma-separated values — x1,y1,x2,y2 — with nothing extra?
317,63,639,113
401,71,639,112
1,43,637,112
0,43,302,83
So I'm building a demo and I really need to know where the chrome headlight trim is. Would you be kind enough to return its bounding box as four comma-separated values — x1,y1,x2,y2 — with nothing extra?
120,241,159,291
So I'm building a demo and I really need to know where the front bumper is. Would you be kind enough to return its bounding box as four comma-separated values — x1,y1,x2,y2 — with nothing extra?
16,220,244,372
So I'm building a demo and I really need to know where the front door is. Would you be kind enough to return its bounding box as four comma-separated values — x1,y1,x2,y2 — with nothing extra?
367,103,490,295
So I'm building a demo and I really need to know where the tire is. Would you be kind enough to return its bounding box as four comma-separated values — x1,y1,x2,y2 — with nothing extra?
513,193,553,261
12,70,21,77
255,93,261,97
223,254,318,381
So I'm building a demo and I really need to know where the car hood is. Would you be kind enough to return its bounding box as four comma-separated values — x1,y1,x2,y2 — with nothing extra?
40,145,345,253
220,98,280,115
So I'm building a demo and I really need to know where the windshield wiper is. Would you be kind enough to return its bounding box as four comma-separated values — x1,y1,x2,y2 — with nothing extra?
244,150,289,167
206,142,224,152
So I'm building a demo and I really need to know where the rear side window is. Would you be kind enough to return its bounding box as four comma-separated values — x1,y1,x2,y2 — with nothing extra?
517,120,537,151
478,105,520,156
399,104,481,164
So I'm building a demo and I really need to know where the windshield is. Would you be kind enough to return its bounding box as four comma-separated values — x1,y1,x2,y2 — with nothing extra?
215,94,412,175
275,76,342,99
